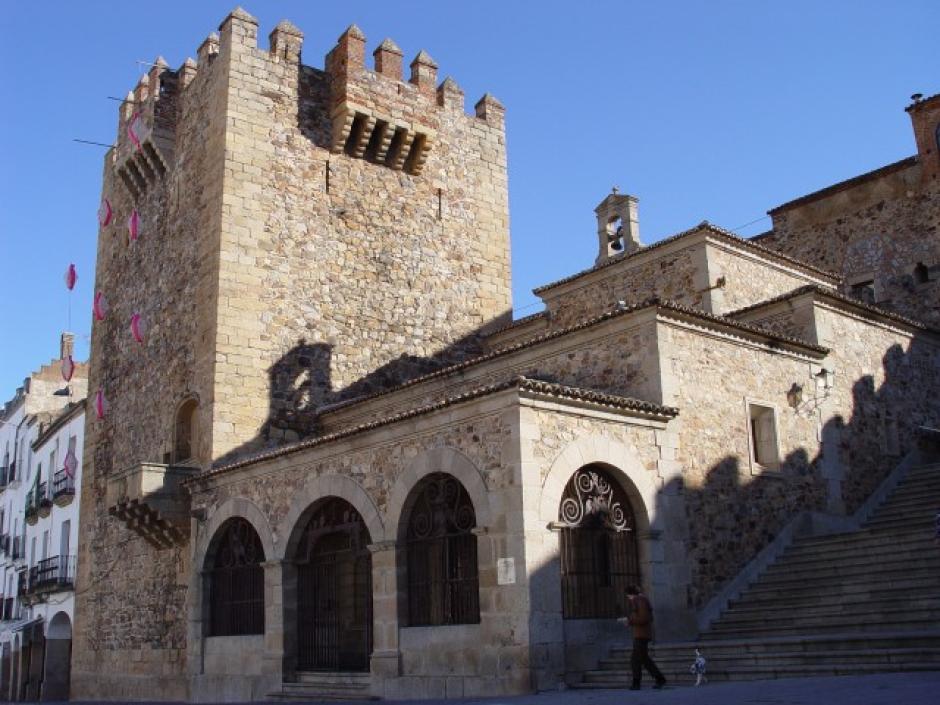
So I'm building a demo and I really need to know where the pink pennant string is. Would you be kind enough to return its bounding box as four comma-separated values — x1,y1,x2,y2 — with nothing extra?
93,291,109,321
98,198,113,227
130,312,147,344
128,209,140,243
61,356,75,382
64,264,77,291
63,448,78,479
94,389,109,420
128,112,148,151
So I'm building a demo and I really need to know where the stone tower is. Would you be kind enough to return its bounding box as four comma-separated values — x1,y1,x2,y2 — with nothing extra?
72,8,511,698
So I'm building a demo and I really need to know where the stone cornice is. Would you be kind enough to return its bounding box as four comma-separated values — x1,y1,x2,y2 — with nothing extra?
727,284,940,337
531,221,839,297
187,377,677,485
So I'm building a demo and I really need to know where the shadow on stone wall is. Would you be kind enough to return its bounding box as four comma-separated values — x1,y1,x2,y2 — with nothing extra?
672,338,939,611
213,328,487,467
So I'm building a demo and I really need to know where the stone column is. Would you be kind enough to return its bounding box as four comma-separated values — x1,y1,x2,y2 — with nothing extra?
281,561,298,680
262,560,285,680
368,540,400,696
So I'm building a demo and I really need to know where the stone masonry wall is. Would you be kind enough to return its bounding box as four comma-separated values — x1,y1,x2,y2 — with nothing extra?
763,164,940,326
209,15,512,462
321,315,663,432
706,241,835,315
189,395,531,699
811,305,940,513
541,245,706,329
659,323,828,608
72,25,229,701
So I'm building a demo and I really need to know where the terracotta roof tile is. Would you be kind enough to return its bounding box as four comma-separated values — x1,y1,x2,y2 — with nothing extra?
532,222,838,295
189,377,677,483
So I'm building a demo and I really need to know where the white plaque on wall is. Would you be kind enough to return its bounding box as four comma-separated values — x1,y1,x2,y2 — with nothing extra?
497,557,516,585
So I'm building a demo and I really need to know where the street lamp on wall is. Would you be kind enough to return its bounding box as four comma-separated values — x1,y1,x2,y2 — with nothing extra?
787,367,835,414
814,367,835,398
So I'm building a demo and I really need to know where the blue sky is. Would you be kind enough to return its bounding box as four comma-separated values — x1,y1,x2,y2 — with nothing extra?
1,1,937,395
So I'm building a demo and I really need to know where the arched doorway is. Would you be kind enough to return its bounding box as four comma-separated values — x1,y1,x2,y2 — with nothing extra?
294,498,372,671
400,472,480,626
42,612,72,701
558,464,640,619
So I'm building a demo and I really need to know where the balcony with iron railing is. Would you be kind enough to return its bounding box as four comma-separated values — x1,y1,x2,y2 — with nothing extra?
19,556,76,600
25,490,39,525
1,596,17,621
37,482,52,517
53,469,76,506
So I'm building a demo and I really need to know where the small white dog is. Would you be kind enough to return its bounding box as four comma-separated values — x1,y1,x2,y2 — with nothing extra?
689,648,707,686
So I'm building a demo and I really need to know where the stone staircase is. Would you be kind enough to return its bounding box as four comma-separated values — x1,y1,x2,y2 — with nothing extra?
578,462,940,687
269,672,374,701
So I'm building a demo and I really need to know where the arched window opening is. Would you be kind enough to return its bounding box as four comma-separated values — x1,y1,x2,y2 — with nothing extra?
174,399,198,463
208,518,265,636
294,498,372,671
606,215,624,252
558,465,639,619
405,473,480,626
914,262,929,285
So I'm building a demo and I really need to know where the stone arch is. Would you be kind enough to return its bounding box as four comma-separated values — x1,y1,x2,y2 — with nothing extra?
46,612,72,640
277,473,383,559
196,497,276,569
538,434,655,536
385,446,492,542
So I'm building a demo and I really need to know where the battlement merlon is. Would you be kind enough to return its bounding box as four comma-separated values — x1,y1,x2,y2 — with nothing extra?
108,10,506,184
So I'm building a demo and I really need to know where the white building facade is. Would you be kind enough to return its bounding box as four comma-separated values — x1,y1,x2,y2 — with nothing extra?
0,334,86,701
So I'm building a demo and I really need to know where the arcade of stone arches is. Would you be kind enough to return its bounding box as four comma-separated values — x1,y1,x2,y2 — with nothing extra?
196,462,643,674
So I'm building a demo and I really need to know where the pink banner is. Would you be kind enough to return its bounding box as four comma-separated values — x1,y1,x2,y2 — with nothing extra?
94,389,109,420
98,198,113,227
128,209,140,242
130,312,147,344
64,263,77,291
61,355,75,382
93,291,109,321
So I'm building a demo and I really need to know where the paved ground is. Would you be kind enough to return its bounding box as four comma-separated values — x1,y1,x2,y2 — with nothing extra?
62,671,940,704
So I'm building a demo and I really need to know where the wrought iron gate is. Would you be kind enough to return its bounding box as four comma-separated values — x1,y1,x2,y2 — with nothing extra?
559,465,640,619
296,499,373,671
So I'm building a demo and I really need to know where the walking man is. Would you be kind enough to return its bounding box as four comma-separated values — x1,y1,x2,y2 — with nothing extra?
624,584,666,690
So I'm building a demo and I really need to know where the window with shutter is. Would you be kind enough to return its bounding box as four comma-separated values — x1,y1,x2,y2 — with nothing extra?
748,402,780,470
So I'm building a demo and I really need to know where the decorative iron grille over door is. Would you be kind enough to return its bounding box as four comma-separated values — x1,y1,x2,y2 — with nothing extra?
296,498,373,671
558,465,639,619
209,518,265,636
406,473,480,626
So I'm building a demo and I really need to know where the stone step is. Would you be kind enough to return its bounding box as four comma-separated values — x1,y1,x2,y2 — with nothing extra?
881,480,940,497
610,630,940,658
874,491,940,507
713,603,940,630
706,616,940,638
795,526,927,548
757,557,939,584
784,529,936,558
761,547,939,574
599,647,940,671
877,494,940,511
723,595,940,621
863,515,937,531
731,580,940,609
868,507,940,524
576,661,940,686
269,672,374,701
778,540,938,565
738,570,937,601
